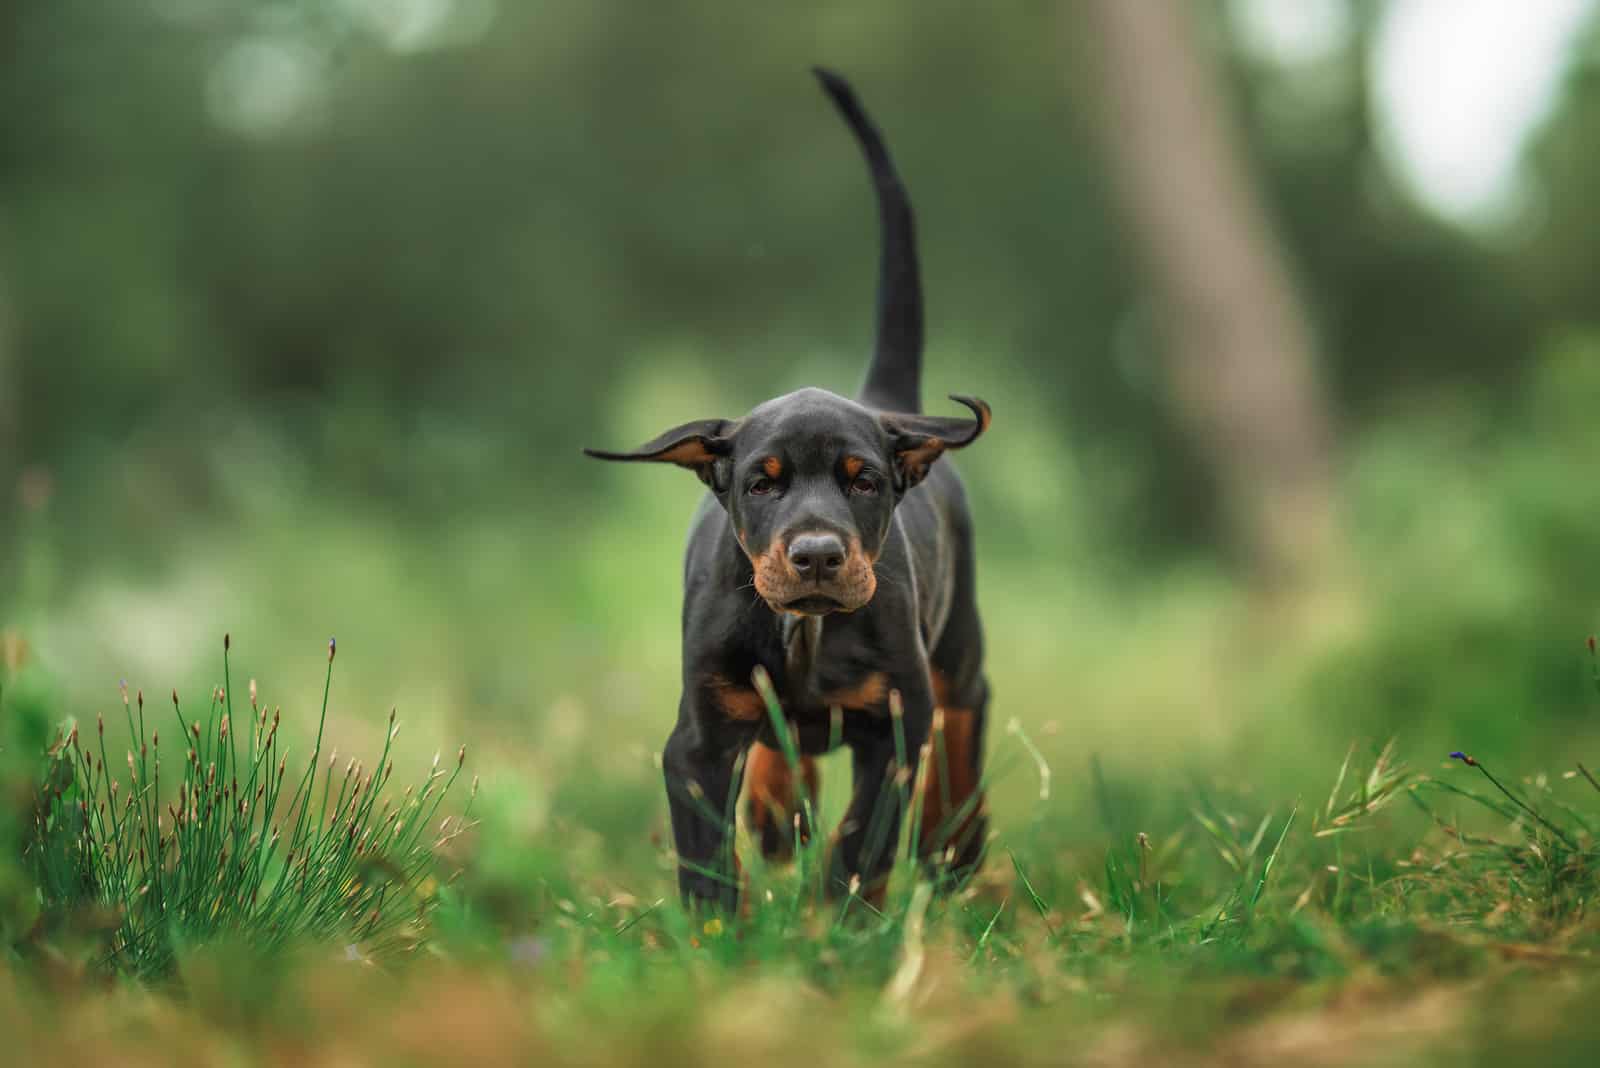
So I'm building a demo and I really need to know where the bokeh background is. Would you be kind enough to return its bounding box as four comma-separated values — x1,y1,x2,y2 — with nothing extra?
4,0,1600,912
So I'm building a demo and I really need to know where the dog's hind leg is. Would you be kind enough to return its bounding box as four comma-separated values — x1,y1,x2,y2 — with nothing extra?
917,676,989,883
920,517,991,885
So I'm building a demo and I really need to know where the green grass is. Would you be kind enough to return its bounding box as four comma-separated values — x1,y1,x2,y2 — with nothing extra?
21,637,473,978
5,633,1600,1064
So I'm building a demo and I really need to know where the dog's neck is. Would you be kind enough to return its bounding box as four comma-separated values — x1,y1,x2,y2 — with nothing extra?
780,613,825,709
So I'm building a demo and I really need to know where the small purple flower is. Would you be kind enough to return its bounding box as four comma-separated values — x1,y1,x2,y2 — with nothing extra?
507,934,550,967
328,636,337,661
1449,751,1478,767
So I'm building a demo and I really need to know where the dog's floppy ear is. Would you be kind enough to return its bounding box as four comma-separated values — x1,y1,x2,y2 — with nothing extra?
879,395,990,491
584,419,736,488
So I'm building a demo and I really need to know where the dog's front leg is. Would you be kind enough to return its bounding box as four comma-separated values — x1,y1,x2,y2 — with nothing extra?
830,686,931,908
662,710,748,912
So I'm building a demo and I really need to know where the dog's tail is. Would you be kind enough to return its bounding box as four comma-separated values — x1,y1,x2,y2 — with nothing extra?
815,67,923,414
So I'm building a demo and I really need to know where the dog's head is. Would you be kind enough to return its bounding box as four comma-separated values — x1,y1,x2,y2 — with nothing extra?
586,388,989,615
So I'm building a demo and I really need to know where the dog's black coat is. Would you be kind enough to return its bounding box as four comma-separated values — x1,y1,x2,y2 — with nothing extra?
586,70,991,910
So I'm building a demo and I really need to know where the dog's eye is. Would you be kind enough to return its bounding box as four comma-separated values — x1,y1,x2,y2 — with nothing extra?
849,475,878,496
749,477,776,496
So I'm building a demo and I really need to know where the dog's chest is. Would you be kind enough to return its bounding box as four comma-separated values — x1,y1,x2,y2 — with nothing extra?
758,615,891,751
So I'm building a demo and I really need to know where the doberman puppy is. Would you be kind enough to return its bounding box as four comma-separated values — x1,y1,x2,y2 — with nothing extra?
586,69,991,912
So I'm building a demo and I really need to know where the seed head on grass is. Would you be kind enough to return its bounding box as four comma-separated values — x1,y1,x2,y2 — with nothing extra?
1446,749,1575,848
26,637,474,978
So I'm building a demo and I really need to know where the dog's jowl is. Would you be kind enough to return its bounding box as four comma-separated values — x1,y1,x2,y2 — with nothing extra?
586,69,992,912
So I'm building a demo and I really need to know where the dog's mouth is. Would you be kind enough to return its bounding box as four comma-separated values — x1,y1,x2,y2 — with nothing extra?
782,594,846,615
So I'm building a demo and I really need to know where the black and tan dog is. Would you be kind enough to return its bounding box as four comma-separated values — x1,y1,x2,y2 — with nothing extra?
586,69,991,911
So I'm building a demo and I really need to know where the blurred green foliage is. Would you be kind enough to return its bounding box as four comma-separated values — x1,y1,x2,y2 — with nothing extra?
0,643,55,945
2,0,1600,962
2,0,1588,564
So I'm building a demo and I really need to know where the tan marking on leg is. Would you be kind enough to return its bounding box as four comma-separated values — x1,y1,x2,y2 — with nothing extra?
822,671,890,712
744,742,819,862
918,707,985,863
707,674,766,721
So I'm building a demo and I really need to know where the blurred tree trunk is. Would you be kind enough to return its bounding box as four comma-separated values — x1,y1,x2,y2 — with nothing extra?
0,250,13,524
1072,1,1339,597
0,11,15,542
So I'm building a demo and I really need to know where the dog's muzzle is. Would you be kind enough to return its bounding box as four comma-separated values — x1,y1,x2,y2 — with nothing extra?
751,531,877,615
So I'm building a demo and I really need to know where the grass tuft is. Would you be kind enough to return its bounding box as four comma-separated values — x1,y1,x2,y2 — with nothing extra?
24,637,473,977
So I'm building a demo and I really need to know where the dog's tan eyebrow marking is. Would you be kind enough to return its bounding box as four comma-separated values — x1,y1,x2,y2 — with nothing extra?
761,456,783,479
843,456,865,479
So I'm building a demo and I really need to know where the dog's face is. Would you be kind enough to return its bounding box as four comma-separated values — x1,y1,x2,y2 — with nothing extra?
725,390,891,614
586,388,989,615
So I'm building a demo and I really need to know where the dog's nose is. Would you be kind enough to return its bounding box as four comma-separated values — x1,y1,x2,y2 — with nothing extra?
787,532,846,580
